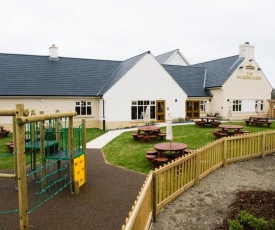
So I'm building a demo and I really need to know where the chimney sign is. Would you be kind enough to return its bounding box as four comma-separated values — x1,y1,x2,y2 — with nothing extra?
246,64,255,70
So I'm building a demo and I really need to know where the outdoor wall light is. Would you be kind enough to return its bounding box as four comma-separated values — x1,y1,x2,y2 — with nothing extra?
258,68,261,71
175,99,177,102
209,99,211,102
227,99,230,102
239,66,244,69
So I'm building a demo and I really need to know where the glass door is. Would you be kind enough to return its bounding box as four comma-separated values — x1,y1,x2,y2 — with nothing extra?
186,100,200,119
156,100,165,122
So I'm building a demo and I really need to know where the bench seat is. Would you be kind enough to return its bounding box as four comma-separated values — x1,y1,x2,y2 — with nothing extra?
145,155,157,168
146,150,158,155
132,132,138,140
158,132,166,140
210,121,221,128
156,157,169,167
195,121,206,127
5,142,14,152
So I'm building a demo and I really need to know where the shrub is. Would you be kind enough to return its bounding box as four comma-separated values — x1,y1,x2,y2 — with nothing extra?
228,219,243,230
228,211,270,230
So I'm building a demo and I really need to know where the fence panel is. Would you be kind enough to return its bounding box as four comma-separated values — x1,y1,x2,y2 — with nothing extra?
264,131,275,154
226,133,263,163
122,173,153,230
199,139,224,179
155,153,197,212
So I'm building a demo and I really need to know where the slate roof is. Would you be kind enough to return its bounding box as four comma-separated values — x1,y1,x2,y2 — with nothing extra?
0,51,244,98
0,53,121,96
155,49,179,64
163,65,212,97
191,55,244,88
97,51,149,95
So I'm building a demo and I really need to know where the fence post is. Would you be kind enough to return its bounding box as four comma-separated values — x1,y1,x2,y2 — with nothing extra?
13,116,18,190
39,111,47,188
152,172,157,222
69,116,75,194
223,138,227,167
16,104,29,229
195,151,200,186
262,132,266,158
82,119,87,183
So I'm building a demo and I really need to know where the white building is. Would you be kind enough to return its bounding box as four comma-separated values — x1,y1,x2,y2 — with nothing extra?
0,42,273,130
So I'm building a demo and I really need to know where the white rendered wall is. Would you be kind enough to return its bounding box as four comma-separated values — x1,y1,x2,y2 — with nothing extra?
222,59,272,118
207,88,224,117
103,53,187,123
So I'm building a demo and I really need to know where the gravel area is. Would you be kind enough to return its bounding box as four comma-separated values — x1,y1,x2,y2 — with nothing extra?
151,154,275,230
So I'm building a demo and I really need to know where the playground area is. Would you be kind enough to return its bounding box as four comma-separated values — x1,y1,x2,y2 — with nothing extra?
0,104,145,229
0,148,146,230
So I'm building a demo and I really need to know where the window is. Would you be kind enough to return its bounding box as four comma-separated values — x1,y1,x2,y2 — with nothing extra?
131,100,155,120
75,101,92,115
255,100,263,111
200,100,207,112
233,100,242,111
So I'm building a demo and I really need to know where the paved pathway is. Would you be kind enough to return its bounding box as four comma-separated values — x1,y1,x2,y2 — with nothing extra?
86,122,193,149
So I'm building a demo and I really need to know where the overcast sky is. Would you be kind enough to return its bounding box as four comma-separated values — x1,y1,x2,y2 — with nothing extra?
1,0,275,87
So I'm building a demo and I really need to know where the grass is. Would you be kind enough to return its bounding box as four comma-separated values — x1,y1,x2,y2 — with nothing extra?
0,133,14,170
103,122,275,174
0,128,107,170
1,123,274,173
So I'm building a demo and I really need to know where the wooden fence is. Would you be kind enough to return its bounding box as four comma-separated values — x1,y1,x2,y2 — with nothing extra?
122,131,275,230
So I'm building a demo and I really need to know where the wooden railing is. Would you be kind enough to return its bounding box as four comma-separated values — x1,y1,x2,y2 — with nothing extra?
122,173,153,230
122,131,275,230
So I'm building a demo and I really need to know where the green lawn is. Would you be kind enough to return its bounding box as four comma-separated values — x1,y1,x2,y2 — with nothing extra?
103,122,275,174
1,123,274,173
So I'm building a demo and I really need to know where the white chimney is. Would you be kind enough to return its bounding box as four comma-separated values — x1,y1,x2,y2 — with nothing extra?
239,42,255,60
49,44,59,60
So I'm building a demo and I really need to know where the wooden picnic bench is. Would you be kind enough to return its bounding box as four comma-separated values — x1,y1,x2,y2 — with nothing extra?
245,117,272,127
132,126,166,142
212,124,250,139
195,117,221,128
0,126,10,138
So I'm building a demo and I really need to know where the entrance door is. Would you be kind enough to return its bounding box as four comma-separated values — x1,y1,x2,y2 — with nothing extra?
186,100,200,119
156,100,165,122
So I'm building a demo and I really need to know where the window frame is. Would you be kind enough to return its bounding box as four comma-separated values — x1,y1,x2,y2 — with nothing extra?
131,100,155,121
255,100,264,111
75,100,92,116
200,100,208,112
232,100,242,112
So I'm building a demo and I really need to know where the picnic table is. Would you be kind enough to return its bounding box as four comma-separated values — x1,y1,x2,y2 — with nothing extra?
195,117,221,128
213,124,249,138
132,125,166,142
245,117,272,127
153,142,188,166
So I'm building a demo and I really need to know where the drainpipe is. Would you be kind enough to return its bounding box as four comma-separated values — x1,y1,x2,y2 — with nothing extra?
102,98,105,131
